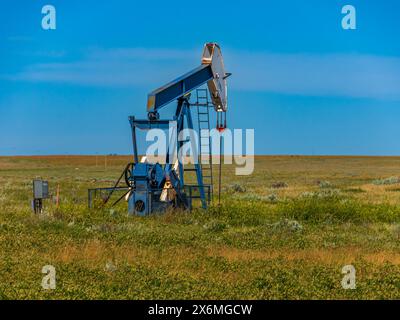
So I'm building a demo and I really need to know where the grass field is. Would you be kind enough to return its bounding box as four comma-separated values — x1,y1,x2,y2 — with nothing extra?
1,155,400,299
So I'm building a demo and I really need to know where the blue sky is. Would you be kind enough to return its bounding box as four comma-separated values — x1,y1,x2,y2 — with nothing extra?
1,0,400,155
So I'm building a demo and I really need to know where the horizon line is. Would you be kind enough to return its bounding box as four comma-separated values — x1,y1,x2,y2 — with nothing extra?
2,154,400,158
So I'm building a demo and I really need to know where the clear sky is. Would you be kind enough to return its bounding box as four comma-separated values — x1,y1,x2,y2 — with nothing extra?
1,0,400,155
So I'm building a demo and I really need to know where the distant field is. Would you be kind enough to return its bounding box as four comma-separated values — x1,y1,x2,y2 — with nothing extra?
1,155,400,299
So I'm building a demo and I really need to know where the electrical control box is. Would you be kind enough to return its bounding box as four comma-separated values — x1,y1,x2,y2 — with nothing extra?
33,180,49,199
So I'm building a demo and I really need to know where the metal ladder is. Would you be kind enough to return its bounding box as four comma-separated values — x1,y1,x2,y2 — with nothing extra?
195,88,213,197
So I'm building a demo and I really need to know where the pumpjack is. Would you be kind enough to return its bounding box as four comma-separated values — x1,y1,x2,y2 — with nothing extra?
89,43,230,215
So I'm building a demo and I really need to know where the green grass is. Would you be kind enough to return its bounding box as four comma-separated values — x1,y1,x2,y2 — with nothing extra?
1,155,400,299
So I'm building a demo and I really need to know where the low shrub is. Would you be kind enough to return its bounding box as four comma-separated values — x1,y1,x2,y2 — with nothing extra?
373,176,400,185
317,180,333,189
271,182,288,189
226,183,247,193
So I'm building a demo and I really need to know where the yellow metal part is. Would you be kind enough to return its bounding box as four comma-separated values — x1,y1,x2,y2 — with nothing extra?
147,95,155,112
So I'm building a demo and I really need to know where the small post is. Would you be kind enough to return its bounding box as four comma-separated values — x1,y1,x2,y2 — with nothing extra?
33,198,43,214
55,184,60,208
218,135,222,207
88,189,92,209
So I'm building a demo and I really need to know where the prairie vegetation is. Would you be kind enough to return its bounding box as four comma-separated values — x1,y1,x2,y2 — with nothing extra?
0,155,400,299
